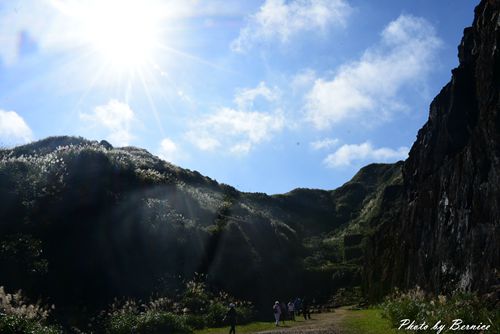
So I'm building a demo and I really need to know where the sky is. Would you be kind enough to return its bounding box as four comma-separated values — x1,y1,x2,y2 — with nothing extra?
0,0,479,194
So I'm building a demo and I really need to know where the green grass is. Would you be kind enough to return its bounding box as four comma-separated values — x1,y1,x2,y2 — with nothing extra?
194,318,308,334
195,308,395,334
338,308,396,334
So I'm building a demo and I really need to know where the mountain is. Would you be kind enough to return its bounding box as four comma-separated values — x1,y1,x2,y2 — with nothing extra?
364,0,500,301
0,135,401,316
1,0,498,322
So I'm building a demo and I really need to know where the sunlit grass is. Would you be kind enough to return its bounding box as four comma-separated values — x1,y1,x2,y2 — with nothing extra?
338,308,396,334
194,318,309,334
195,308,396,334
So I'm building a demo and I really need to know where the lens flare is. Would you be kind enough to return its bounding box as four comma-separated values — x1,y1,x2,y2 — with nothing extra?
79,0,161,69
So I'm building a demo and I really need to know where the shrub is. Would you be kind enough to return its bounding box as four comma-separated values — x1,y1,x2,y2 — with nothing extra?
135,311,191,334
106,307,191,334
181,280,211,313
183,314,205,330
103,279,255,332
0,315,61,334
204,302,227,327
0,286,61,334
107,310,140,334
381,287,499,333
381,286,425,326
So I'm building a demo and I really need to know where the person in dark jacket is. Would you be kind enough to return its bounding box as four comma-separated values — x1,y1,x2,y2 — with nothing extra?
280,301,287,324
224,303,237,334
302,298,311,320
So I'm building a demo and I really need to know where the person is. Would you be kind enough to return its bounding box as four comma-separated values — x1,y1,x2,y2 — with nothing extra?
273,301,281,326
294,297,302,317
287,300,295,321
302,298,311,320
224,303,237,334
280,301,287,324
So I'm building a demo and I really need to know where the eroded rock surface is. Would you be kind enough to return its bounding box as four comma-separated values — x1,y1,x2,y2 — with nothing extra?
365,0,500,299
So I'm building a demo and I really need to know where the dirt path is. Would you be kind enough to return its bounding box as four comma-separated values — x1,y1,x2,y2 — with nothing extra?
255,307,351,334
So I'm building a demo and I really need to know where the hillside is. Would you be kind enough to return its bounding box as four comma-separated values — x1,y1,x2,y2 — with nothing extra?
0,136,401,317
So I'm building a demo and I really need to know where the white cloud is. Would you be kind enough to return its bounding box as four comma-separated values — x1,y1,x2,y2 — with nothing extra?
80,100,135,146
310,138,339,150
234,82,280,110
291,69,317,91
0,110,33,146
186,133,221,151
158,137,184,163
231,0,351,52
323,142,408,167
229,142,253,155
187,82,284,154
305,15,442,129
188,107,284,154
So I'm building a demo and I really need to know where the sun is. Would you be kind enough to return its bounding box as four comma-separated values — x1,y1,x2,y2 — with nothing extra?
79,0,162,70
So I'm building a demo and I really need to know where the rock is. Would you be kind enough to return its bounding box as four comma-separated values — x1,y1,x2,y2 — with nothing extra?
364,0,500,300
99,139,113,150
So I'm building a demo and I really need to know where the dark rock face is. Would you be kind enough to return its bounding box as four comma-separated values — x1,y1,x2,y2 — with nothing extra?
365,0,500,300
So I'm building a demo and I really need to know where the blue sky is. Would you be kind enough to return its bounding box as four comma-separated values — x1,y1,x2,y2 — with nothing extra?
0,0,478,194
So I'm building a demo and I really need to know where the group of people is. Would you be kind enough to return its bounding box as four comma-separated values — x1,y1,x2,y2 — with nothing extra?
222,297,314,333
272,297,312,326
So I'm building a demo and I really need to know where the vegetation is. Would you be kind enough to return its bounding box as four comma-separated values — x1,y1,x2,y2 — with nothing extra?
381,287,500,333
0,286,61,334
194,319,312,334
0,136,402,330
0,278,254,334
98,279,253,333
339,308,396,334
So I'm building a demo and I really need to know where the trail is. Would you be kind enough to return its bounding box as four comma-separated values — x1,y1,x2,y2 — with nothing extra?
255,307,351,334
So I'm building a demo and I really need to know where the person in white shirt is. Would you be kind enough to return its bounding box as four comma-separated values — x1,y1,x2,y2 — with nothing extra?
273,301,281,326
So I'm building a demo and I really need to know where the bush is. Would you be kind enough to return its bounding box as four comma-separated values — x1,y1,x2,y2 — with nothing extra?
381,286,425,326
179,278,255,328
107,310,140,334
236,303,255,324
181,280,211,313
0,315,61,334
381,287,499,333
0,286,61,334
135,311,191,334
204,302,227,327
103,279,255,332
106,309,191,334
183,314,205,330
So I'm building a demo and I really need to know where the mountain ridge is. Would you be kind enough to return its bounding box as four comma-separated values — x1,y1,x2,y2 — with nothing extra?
0,134,402,314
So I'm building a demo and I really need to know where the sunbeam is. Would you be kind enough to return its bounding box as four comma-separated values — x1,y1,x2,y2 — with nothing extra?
138,67,166,138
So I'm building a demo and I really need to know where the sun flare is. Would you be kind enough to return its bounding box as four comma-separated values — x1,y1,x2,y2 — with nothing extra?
78,0,162,70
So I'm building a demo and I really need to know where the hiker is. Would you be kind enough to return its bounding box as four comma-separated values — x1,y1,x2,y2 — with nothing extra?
302,298,311,320
280,301,287,324
294,297,302,317
273,301,281,326
287,300,295,321
224,303,237,334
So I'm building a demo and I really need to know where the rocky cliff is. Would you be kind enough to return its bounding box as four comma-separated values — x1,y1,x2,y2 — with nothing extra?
365,0,500,300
